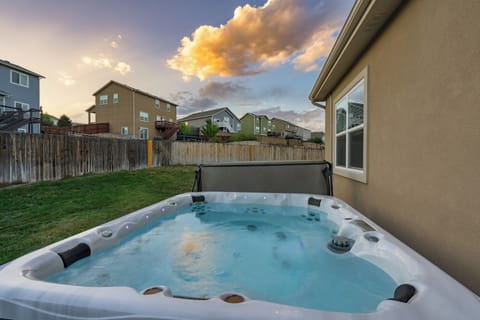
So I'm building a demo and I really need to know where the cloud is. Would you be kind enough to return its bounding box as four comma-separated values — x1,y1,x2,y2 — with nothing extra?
110,41,119,48
167,0,348,80
198,81,247,99
170,91,218,116
57,72,75,86
81,54,132,75
114,61,131,75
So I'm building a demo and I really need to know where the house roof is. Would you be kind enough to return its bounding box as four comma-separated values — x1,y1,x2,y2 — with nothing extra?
178,107,239,122
0,59,45,79
92,80,177,106
85,105,96,112
271,117,297,128
309,0,404,102
240,113,269,120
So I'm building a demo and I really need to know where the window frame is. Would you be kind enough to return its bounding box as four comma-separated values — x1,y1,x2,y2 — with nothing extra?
10,70,29,88
139,111,149,122
99,95,108,105
333,66,368,183
121,127,128,136
15,101,30,111
155,99,160,109
166,103,171,112
113,93,119,104
0,96,5,112
139,127,149,139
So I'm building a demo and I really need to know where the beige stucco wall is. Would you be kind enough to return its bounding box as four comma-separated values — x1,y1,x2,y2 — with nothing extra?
324,0,480,293
94,83,177,138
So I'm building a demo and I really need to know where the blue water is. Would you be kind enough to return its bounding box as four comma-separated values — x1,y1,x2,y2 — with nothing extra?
48,202,397,313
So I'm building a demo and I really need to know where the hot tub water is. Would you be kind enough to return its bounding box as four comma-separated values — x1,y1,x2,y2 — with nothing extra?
48,202,396,313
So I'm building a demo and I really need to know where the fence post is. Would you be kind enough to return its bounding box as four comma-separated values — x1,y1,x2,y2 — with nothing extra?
147,139,153,168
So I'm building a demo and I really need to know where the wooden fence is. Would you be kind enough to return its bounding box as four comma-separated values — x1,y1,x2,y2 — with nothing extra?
169,141,324,165
0,133,324,184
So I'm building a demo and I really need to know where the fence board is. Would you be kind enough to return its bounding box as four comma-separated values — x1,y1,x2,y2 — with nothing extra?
0,133,324,184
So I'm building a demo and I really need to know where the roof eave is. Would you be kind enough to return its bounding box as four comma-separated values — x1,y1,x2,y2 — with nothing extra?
309,0,404,103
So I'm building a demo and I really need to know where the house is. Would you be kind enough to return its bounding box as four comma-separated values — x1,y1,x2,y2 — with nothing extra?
270,117,298,138
177,107,241,134
309,0,480,294
86,80,178,139
296,127,311,141
0,59,44,133
240,113,272,136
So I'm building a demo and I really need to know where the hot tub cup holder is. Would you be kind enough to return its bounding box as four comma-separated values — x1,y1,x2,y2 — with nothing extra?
219,293,248,304
364,232,382,243
141,286,172,297
100,229,113,238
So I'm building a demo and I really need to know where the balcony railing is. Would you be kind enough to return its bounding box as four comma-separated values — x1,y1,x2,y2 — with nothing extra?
155,120,176,130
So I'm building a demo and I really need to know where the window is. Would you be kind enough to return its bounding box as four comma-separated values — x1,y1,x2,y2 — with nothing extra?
17,128,27,133
156,115,161,121
166,103,171,112
113,93,119,104
0,96,5,112
139,127,149,139
99,95,108,105
139,111,149,122
155,99,160,109
334,67,367,183
10,70,29,87
15,101,29,111
121,127,128,136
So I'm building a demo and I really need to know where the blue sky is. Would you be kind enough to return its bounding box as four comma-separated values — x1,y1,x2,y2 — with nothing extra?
0,0,354,131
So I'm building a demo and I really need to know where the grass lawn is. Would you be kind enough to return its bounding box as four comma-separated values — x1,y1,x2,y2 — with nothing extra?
0,166,196,265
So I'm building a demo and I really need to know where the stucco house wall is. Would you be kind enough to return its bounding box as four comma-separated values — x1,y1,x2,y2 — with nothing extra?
318,0,480,293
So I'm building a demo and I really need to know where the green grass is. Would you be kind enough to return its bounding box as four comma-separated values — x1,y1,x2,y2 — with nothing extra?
0,166,196,264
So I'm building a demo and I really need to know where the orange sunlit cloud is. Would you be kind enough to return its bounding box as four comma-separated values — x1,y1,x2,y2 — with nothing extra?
167,0,339,81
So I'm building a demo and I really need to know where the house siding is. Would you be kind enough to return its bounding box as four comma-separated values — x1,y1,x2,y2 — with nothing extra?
93,82,177,138
324,0,480,293
0,64,41,133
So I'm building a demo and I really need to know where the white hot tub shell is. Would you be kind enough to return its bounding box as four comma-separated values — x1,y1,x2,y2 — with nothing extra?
0,192,479,320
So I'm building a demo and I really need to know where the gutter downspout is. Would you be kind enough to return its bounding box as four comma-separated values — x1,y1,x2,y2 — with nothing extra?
132,90,136,138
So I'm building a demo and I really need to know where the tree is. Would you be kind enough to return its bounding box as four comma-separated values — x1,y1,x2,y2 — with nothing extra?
57,114,72,127
201,119,219,140
41,113,54,126
179,122,191,135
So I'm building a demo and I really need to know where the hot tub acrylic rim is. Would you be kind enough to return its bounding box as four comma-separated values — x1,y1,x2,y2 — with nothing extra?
1,192,479,320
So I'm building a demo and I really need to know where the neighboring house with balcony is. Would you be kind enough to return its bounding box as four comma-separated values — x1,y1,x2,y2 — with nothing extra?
0,59,44,133
309,0,480,294
86,80,177,139
240,113,272,136
296,127,311,141
177,107,241,134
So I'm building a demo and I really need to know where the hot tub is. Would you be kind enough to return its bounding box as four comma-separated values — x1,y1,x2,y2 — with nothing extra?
0,192,478,319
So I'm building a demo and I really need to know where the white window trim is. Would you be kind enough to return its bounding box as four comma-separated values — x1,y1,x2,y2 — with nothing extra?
155,99,160,109
99,95,108,105
10,70,29,88
333,66,368,183
121,127,128,136
166,103,171,112
113,93,119,104
139,127,149,139
15,101,30,111
139,111,149,122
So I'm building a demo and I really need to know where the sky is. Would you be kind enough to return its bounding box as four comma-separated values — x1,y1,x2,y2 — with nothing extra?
0,0,354,132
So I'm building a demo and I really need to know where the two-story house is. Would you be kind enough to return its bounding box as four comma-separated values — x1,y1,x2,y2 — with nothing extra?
86,81,177,139
240,113,272,136
0,59,44,133
271,118,298,138
177,107,241,134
